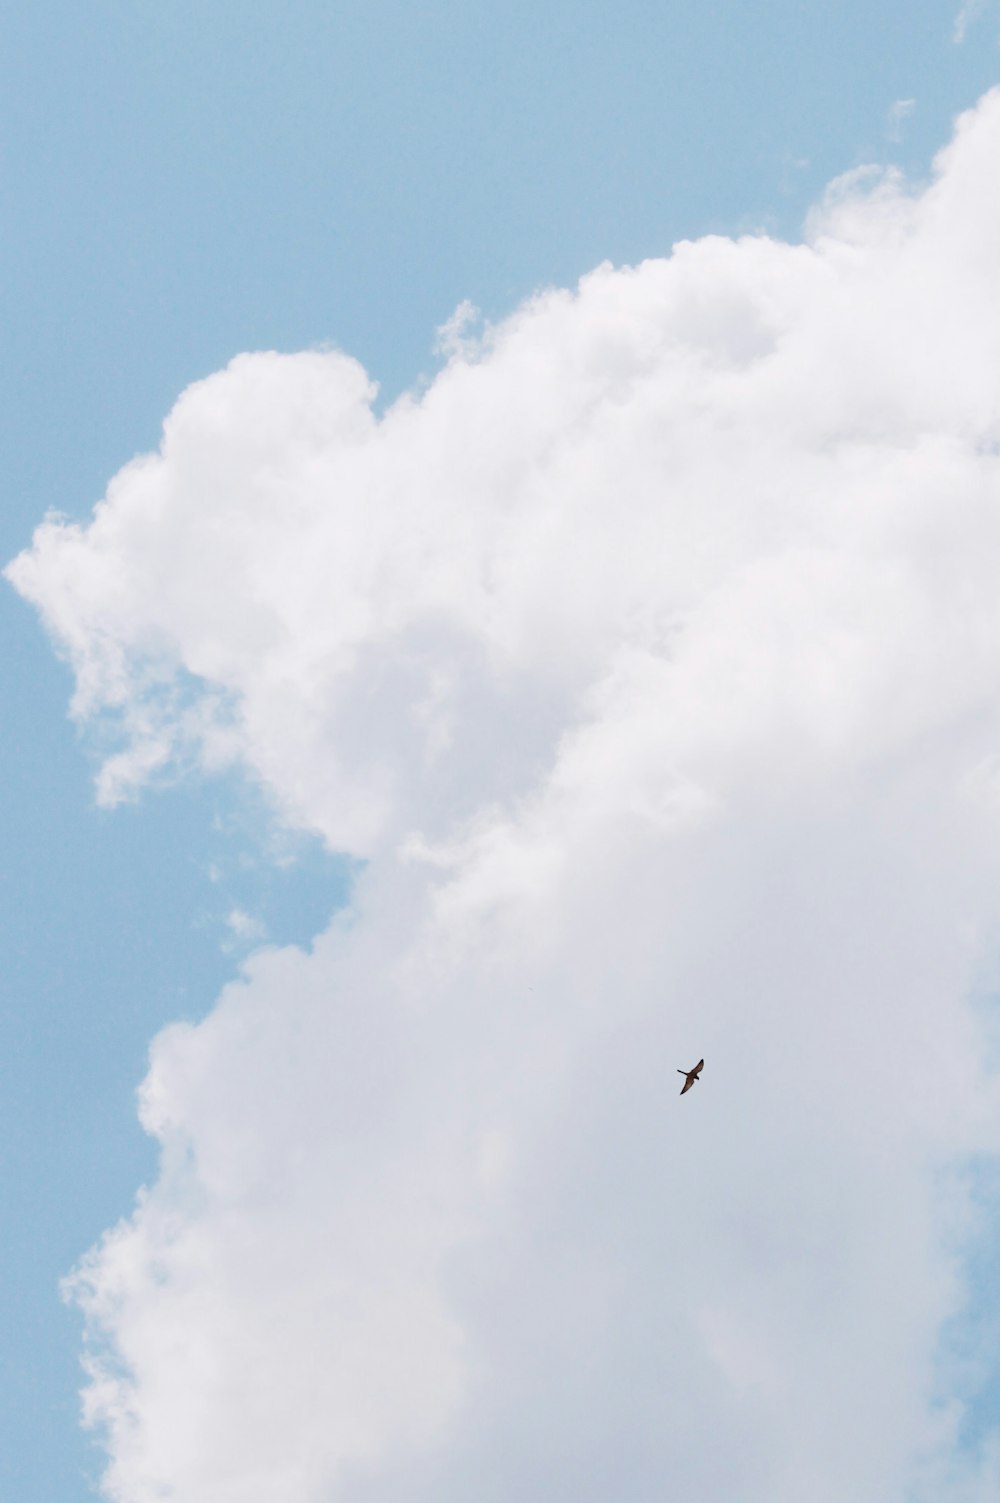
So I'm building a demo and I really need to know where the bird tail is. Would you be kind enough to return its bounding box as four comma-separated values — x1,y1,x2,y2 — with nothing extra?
676,1069,686,1075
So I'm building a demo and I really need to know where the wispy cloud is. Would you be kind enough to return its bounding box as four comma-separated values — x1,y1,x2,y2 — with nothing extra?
954,0,986,43
222,906,266,950
887,96,916,141
20,88,1000,1503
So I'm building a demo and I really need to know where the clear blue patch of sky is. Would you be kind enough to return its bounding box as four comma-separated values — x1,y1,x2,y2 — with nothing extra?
932,1155,1000,1469
1,1,997,1496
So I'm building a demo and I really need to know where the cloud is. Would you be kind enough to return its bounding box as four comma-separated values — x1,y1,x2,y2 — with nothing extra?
222,906,266,951
888,98,916,142
954,0,986,44
15,89,1000,1503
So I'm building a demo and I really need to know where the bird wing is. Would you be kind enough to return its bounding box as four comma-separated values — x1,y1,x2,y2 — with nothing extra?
693,1059,704,1076
680,1075,694,1094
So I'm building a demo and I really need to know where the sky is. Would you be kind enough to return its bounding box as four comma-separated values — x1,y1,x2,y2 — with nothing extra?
6,3,1000,1500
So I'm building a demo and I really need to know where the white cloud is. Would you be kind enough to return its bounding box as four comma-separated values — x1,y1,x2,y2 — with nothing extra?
17,88,1000,1503
954,0,986,44
888,97,916,142
222,906,266,951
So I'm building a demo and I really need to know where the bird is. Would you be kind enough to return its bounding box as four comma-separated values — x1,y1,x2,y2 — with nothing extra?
677,1059,704,1095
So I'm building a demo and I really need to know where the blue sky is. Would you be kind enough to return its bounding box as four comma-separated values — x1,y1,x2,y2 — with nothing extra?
4,3,1000,1499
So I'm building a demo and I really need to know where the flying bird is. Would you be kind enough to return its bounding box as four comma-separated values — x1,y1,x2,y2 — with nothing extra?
677,1059,704,1095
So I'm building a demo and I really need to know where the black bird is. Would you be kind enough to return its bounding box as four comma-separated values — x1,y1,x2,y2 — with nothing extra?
677,1059,704,1095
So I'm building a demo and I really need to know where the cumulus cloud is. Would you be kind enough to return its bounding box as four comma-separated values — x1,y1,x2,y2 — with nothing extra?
15,90,1000,1503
